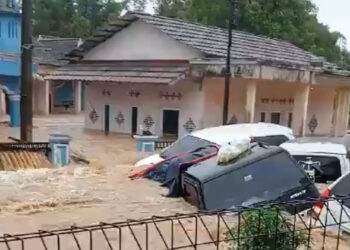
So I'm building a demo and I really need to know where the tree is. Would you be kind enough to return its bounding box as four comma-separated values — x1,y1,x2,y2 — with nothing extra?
32,0,123,38
155,0,350,69
123,0,147,12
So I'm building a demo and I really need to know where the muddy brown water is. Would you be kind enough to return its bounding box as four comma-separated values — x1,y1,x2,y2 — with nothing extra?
0,115,349,249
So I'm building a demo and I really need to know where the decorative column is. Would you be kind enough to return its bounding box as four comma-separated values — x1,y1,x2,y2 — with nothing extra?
8,94,21,127
0,90,6,117
245,82,257,123
74,80,82,114
42,80,50,115
333,88,350,137
292,85,310,137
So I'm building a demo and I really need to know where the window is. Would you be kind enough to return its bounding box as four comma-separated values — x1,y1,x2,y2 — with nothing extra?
7,22,17,38
271,112,281,124
260,112,266,122
254,135,289,146
183,176,201,208
14,22,17,38
7,0,14,8
293,155,342,183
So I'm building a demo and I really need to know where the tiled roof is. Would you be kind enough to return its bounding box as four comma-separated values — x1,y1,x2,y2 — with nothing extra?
132,12,311,66
34,37,82,67
45,61,189,84
66,12,311,67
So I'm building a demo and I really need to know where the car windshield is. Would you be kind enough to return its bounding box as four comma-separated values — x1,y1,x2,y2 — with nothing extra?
160,135,213,158
293,155,342,183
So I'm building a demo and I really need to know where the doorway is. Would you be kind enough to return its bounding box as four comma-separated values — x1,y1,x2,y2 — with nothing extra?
49,93,52,114
271,112,281,124
131,107,138,135
104,105,110,134
163,110,179,138
5,91,9,114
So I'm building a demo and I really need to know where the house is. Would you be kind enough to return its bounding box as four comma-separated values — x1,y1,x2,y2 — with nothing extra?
0,0,21,126
45,12,350,138
33,36,83,115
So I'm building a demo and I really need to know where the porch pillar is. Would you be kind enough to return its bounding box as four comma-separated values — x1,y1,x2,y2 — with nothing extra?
245,82,257,123
43,80,50,115
0,89,6,117
74,80,82,114
292,85,310,137
333,88,350,137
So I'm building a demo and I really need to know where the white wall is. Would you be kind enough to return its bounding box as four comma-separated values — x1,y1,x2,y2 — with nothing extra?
84,80,205,138
84,20,204,61
202,78,338,136
202,77,247,127
255,81,298,126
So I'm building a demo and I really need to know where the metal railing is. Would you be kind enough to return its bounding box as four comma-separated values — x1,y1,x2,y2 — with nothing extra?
0,142,50,155
1,197,350,249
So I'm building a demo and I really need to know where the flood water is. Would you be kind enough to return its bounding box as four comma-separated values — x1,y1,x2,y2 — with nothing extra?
0,114,194,235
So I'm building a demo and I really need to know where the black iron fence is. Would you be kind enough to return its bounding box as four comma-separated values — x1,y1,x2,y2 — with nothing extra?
1,197,350,249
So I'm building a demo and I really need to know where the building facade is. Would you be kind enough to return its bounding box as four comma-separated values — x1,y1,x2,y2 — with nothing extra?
46,12,350,138
33,36,83,115
0,0,21,126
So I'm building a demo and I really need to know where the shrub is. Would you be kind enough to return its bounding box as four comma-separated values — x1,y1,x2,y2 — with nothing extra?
226,208,308,250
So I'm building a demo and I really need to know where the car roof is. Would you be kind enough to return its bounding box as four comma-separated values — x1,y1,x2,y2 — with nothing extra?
280,142,347,155
185,146,286,183
191,123,294,145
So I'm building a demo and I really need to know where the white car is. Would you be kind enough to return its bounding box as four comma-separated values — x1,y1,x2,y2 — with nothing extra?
281,142,350,184
135,123,294,167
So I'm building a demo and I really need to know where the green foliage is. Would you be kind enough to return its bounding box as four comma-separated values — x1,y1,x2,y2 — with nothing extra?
226,209,308,250
32,0,123,38
155,0,350,69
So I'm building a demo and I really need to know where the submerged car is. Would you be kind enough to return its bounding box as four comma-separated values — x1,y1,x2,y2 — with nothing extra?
313,171,350,233
135,123,294,167
181,145,319,214
281,142,350,184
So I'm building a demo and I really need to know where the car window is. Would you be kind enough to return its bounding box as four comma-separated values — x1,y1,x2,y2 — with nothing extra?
253,135,289,146
332,173,350,196
293,155,342,183
203,151,308,210
160,135,213,158
182,176,201,208
331,173,350,207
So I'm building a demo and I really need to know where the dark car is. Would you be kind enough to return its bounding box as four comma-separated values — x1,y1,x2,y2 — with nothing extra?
181,146,320,214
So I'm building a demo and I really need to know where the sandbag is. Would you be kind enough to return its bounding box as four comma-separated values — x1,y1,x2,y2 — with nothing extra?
217,137,250,165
